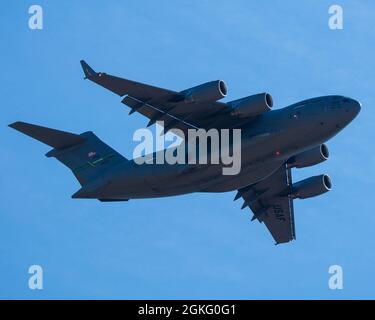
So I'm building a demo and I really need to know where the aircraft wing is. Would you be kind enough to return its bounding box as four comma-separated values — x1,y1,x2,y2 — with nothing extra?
80,60,242,137
235,164,296,244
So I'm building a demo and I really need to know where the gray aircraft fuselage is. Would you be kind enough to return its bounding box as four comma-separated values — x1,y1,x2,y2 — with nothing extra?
79,95,360,200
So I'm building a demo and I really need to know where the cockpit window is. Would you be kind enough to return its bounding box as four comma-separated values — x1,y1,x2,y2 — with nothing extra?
330,101,342,109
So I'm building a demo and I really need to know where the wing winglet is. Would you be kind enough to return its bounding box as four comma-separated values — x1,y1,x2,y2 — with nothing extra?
80,60,97,79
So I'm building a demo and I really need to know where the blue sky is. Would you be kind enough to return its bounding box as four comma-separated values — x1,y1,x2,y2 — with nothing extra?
1,0,374,299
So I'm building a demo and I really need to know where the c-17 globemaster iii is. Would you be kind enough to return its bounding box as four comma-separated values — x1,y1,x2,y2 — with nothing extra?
9,60,361,244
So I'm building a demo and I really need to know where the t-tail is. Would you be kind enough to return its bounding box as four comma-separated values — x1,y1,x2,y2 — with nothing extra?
9,121,128,194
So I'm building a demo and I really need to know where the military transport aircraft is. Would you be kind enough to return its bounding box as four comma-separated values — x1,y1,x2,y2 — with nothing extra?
9,60,361,244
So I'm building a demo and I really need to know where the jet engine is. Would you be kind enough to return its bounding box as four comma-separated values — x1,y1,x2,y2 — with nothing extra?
288,144,329,169
182,80,227,103
229,93,273,118
290,174,332,199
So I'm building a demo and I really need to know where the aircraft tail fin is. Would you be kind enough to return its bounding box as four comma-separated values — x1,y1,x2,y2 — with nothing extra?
9,121,127,186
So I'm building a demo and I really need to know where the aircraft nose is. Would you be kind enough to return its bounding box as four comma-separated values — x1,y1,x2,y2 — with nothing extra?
345,98,361,120
331,97,361,130
352,99,361,117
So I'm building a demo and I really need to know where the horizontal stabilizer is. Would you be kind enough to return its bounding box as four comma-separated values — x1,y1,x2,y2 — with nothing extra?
9,121,128,186
9,121,85,149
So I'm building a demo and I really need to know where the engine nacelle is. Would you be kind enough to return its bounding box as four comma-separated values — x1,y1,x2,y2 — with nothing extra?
291,174,332,199
182,80,227,103
229,93,273,118
288,144,329,169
